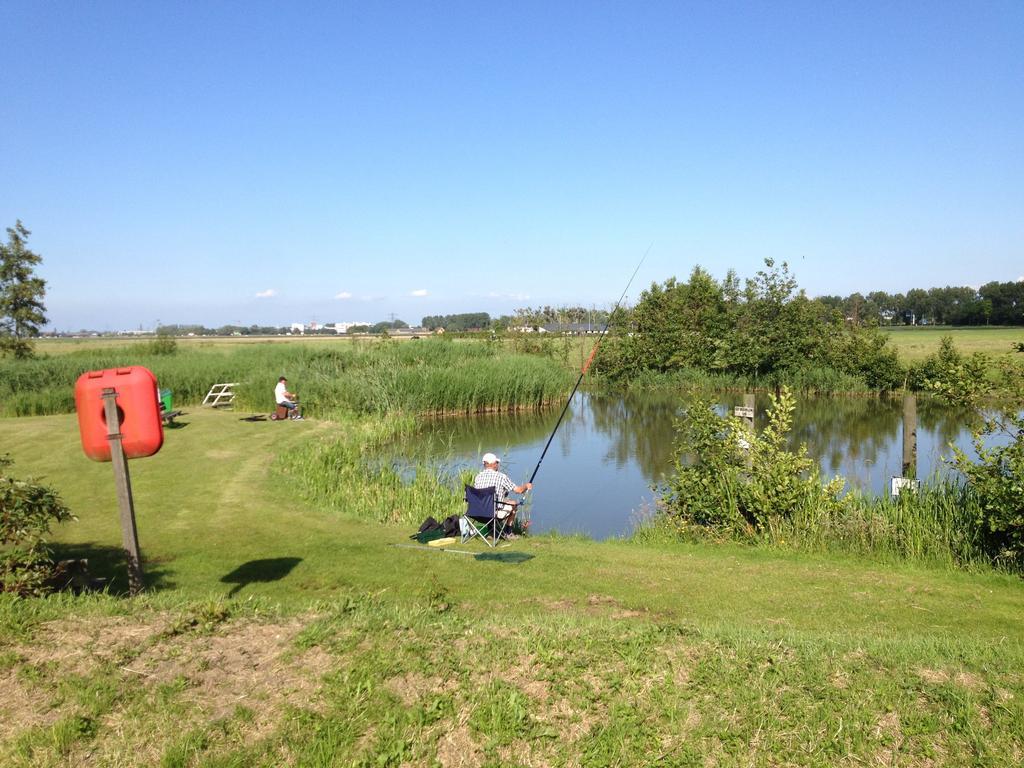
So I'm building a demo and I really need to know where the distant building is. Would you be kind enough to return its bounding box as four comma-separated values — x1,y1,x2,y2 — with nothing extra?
543,322,601,335
332,322,371,334
290,323,305,334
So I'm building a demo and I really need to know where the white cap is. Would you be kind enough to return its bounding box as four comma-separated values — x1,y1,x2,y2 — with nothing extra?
482,452,500,464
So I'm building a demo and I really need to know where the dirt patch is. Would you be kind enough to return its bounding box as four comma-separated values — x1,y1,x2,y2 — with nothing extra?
435,724,483,768
0,670,61,736
873,711,902,740
871,711,904,767
664,643,701,687
917,668,950,685
17,615,170,677
89,617,331,765
137,618,326,721
954,671,983,692
385,671,456,706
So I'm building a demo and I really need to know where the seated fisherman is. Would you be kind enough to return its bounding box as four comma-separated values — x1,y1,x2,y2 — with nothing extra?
473,452,532,529
274,376,302,420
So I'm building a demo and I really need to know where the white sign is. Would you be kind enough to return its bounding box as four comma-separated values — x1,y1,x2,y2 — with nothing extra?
734,406,754,419
890,477,919,497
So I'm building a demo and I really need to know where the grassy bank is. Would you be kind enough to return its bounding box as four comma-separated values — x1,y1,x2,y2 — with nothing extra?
0,338,573,418
1,409,1023,765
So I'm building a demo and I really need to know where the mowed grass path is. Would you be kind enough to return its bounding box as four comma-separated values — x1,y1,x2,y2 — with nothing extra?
2,410,1024,766
882,326,1024,363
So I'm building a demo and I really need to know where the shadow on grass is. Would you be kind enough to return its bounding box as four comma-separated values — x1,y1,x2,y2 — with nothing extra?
473,551,535,564
220,557,302,597
48,542,176,595
239,414,268,422
164,419,189,430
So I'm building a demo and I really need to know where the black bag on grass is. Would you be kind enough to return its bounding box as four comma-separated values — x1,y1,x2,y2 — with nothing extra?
418,517,442,534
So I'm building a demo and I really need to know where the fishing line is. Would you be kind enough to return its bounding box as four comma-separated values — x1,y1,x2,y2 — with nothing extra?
526,244,652,489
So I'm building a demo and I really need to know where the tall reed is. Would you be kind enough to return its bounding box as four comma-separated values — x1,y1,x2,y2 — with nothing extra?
636,479,1000,573
0,339,574,418
276,413,466,526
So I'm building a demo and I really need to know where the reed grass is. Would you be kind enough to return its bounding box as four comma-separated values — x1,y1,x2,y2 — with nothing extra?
635,479,1000,573
613,365,873,395
276,413,468,527
0,339,573,418
770,480,991,570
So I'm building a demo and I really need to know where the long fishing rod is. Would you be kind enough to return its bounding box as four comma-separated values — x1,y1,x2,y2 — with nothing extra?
526,245,652,487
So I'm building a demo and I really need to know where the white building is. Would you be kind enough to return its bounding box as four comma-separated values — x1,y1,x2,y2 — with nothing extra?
333,322,371,334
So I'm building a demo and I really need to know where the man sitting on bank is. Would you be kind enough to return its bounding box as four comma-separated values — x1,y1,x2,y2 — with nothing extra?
473,452,532,531
274,376,302,420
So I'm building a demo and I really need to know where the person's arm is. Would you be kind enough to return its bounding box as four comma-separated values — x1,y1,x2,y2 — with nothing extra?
512,480,533,494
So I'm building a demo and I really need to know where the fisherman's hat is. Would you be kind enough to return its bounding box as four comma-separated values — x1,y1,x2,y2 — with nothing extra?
482,452,500,464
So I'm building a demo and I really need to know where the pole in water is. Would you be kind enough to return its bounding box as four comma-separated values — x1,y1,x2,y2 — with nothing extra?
527,245,652,487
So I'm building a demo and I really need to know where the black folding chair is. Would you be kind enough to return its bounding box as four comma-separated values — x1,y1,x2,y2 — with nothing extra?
462,485,512,547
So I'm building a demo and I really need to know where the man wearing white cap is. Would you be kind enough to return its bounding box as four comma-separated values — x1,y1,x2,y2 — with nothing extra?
473,452,533,531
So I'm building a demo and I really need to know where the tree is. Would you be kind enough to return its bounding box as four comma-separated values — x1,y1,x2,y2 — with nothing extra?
0,221,48,358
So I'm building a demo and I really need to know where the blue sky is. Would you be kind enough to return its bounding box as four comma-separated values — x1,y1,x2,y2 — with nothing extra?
1,1,1021,330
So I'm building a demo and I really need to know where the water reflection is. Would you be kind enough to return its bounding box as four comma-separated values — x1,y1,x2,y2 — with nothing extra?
412,391,991,541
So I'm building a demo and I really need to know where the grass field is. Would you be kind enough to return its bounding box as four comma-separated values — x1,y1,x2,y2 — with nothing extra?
2,409,1023,766
882,326,1024,363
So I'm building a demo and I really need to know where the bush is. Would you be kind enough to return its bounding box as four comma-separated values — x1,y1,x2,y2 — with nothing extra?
950,420,1024,568
929,355,1024,570
908,335,988,394
1,456,75,595
661,387,847,536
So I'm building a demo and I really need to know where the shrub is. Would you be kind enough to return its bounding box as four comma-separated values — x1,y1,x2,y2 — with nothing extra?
661,387,848,536
929,355,1024,570
1,456,75,595
908,335,988,394
950,420,1024,568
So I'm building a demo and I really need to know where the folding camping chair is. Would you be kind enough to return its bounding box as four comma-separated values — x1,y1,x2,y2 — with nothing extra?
462,485,513,547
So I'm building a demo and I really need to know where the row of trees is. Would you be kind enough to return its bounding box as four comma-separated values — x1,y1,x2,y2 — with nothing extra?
421,313,491,331
819,281,1024,326
507,306,611,329
155,323,289,336
595,260,904,390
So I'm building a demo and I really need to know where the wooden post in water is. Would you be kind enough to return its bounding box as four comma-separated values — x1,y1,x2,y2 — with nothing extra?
103,388,145,595
901,393,917,480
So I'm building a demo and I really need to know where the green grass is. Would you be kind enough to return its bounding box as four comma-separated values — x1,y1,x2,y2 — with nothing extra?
883,326,1024,364
1,409,1024,765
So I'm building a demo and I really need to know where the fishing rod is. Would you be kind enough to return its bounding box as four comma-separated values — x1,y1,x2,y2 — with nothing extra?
525,245,652,488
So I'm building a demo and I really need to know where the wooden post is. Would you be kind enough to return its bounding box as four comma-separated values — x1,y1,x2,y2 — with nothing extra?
742,394,755,431
901,393,917,480
103,388,145,594
734,394,755,469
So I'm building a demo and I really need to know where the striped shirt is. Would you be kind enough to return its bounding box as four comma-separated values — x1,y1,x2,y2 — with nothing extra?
473,468,517,500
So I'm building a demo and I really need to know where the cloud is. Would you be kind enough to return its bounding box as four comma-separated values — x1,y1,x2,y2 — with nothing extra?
254,289,277,298
335,291,353,299
410,289,429,297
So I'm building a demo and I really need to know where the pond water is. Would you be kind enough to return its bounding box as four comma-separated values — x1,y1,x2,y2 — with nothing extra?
407,391,990,541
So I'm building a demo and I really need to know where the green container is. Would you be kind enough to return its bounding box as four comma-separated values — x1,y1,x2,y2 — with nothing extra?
159,388,172,412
